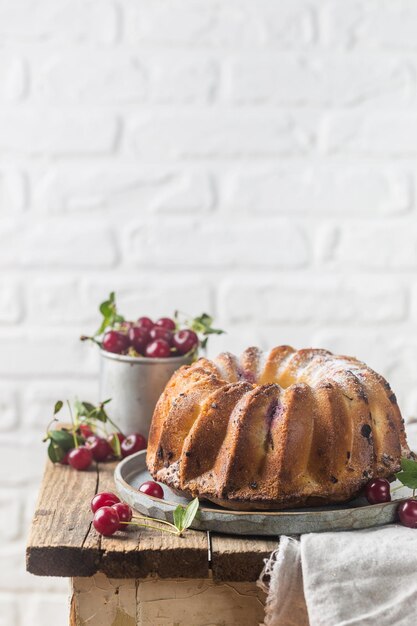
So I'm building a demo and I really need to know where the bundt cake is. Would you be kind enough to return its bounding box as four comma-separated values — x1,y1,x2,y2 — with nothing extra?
146,346,411,510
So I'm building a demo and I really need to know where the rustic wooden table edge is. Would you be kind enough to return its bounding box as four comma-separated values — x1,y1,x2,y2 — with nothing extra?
26,460,278,582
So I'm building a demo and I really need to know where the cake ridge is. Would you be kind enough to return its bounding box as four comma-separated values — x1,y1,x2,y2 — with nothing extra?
147,346,411,511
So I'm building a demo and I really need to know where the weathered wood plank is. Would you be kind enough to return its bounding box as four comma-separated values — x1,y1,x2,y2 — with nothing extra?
88,462,209,579
27,460,209,579
27,460,276,581
26,460,100,577
210,534,278,582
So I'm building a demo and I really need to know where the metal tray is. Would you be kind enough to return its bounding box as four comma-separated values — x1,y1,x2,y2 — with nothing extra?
114,451,409,536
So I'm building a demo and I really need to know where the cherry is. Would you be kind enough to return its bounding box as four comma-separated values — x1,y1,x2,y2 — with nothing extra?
364,478,391,504
91,491,120,513
137,317,154,331
172,329,198,355
85,436,112,462
139,481,164,499
398,499,417,528
68,446,93,471
79,424,94,439
112,502,132,530
145,339,171,358
102,330,130,354
155,317,176,331
149,327,173,344
128,326,149,354
93,506,120,536
121,433,147,458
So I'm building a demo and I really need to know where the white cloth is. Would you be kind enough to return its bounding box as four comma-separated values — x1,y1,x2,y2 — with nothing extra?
259,525,417,626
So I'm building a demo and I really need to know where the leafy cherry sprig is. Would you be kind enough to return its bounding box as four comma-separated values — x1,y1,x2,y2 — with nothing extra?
43,398,124,463
121,497,200,537
174,311,224,350
95,291,125,336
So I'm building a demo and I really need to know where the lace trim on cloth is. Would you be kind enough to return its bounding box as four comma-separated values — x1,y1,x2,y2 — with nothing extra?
257,536,309,626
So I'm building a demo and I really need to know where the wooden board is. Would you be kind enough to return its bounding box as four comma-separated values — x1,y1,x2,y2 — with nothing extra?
27,460,273,581
211,535,277,582
26,460,101,577
27,461,208,579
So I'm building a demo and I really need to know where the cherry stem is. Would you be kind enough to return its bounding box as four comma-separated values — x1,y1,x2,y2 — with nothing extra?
80,335,102,347
44,417,58,439
67,400,78,449
120,520,180,536
105,414,125,438
131,514,178,531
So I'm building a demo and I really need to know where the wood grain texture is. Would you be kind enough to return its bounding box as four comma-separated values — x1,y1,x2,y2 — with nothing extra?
211,534,278,582
26,459,100,577
27,460,208,579
27,460,276,581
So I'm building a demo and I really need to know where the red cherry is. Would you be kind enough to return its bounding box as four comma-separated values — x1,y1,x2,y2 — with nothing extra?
79,424,94,439
128,326,149,353
68,446,93,471
102,330,130,354
91,491,120,513
93,506,120,536
121,433,147,458
85,436,112,462
59,451,71,465
172,329,198,355
155,317,176,331
139,481,164,499
145,339,171,358
364,478,391,504
149,327,173,344
137,317,154,331
112,502,133,530
398,499,417,528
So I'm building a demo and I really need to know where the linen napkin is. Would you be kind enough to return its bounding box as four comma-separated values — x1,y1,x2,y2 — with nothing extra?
258,525,417,626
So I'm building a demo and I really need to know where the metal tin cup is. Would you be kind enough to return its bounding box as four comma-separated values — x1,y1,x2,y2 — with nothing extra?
99,350,193,437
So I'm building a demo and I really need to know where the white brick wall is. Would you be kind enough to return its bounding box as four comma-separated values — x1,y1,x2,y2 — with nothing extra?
1,1,417,623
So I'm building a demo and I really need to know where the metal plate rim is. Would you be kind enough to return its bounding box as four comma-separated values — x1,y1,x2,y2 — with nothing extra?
114,450,409,535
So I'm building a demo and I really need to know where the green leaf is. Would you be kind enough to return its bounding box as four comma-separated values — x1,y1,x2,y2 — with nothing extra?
47,441,65,463
89,406,108,423
173,505,186,533
396,472,417,490
95,292,125,336
49,429,81,451
182,498,199,530
401,457,417,472
190,313,225,337
172,498,199,533
54,400,63,415
75,401,96,417
395,457,417,490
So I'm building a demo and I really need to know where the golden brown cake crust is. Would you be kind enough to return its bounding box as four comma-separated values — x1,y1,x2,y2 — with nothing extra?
146,347,412,511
